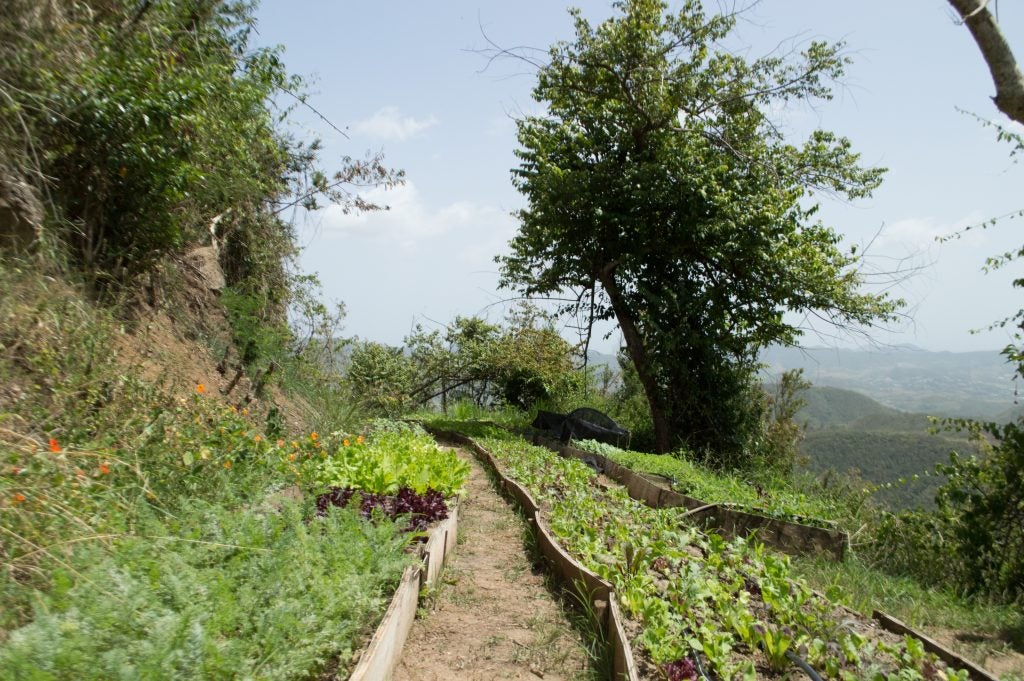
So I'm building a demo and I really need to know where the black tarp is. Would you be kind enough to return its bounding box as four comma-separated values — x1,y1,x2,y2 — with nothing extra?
531,407,630,448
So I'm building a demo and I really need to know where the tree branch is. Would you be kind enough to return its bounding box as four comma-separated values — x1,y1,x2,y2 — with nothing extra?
949,0,1024,124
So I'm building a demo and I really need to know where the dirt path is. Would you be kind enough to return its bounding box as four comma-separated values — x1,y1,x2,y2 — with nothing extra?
393,448,595,681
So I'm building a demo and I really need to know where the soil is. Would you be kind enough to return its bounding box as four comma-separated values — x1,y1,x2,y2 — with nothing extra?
393,448,596,681
933,628,1024,679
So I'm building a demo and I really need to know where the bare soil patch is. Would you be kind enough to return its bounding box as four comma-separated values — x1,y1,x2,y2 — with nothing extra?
394,448,596,681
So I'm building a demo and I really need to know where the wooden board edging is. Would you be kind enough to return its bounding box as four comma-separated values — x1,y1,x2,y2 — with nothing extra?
609,592,640,681
557,442,848,560
873,610,998,681
347,564,420,681
419,501,459,589
348,499,460,680
534,516,612,606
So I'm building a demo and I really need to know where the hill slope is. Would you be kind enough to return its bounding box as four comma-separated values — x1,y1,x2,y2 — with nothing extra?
763,344,1017,418
796,387,975,510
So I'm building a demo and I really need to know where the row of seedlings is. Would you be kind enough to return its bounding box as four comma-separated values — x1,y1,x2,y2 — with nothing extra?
439,427,979,681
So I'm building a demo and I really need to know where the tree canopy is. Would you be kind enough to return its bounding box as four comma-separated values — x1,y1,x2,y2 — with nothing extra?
498,0,900,463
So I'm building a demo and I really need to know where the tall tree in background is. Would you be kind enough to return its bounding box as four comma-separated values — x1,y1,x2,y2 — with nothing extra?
498,0,900,463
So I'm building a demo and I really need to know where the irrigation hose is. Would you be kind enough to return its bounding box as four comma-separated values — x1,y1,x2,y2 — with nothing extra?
690,650,716,681
786,650,824,681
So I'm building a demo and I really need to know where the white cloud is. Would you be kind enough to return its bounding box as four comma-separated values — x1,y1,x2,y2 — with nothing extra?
352,106,438,141
873,212,989,253
316,182,516,253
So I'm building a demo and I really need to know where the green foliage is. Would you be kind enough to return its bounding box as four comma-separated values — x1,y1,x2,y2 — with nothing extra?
497,0,899,462
311,430,469,497
0,501,410,680
754,369,812,475
349,304,582,417
573,439,849,528
1,0,400,275
0,265,422,676
790,554,1023,673
474,432,968,680
346,341,419,417
935,419,1024,602
801,430,961,510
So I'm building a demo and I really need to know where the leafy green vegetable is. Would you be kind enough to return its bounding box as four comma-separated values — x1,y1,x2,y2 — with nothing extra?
475,433,968,680
313,430,469,497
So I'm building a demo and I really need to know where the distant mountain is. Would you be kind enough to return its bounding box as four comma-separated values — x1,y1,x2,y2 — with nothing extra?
585,350,619,368
798,386,899,429
762,345,1018,419
794,385,976,510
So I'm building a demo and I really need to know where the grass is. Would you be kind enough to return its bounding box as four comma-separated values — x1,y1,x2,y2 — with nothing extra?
572,438,863,528
790,555,1024,680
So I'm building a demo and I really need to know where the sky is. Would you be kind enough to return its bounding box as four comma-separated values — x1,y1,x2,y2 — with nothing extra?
253,0,1024,355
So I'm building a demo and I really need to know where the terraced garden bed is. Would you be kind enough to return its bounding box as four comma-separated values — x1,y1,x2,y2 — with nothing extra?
431,425,982,681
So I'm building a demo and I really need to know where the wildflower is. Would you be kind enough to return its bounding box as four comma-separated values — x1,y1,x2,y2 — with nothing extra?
310,432,318,441
356,435,365,444
230,405,238,413
288,453,296,462
241,408,249,416
253,435,262,443
196,383,206,394
98,463,111,475
291,440,299,448
224,460,232,469
12,493,26,504
343,438,351,447
48,438,61,453
277,439,285,448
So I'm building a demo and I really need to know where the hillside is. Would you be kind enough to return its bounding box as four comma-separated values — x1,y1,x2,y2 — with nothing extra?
795,386,976,510
798,385,900,429
763,344,1018,419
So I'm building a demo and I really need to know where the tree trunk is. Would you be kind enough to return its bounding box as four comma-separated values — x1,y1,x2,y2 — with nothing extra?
597,271,673,453
949,0,1024,125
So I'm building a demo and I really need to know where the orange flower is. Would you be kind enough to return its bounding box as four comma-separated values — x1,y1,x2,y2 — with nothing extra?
241,408,249,416
48,438,61,453
343,438,350,447
310,432,318,441
223,460,232,469
356,435,365,444
288,453,296,461
196,383,206,394
98,463,110,475
12,493,26,504
253,435,262,443
277,439,285,448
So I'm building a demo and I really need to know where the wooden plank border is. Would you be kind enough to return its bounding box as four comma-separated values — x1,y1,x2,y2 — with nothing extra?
554,443,848,560
348,564,420,681
873,611,998,681
608,593,640,681
348,499,460,681
425,426,1002,681
425,427,636,681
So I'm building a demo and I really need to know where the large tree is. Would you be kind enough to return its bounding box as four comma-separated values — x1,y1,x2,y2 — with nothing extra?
498,0,900,461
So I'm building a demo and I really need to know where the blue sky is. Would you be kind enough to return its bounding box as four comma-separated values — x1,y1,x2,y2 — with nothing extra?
254,1,1024,354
